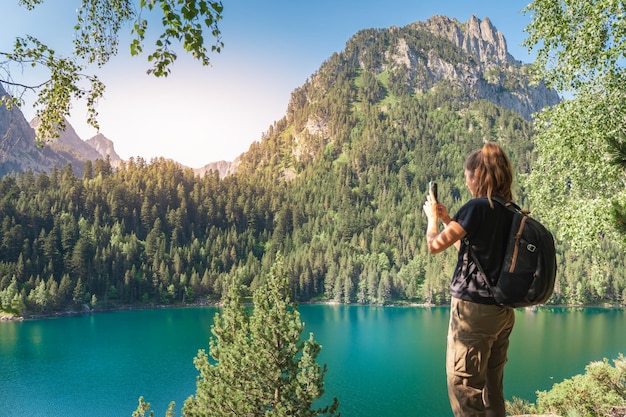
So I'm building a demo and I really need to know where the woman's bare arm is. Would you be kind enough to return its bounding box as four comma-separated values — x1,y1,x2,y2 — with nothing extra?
426,221,466,254
423,194,466,254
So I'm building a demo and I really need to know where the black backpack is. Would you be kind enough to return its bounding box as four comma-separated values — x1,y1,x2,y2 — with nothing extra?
468,197,557,308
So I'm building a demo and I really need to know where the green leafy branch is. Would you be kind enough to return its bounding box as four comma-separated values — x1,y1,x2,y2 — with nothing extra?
131,0,224,77
1,0,224,143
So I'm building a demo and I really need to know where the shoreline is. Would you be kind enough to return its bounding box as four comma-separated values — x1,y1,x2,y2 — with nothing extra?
2,300,624,322
0,299,221,322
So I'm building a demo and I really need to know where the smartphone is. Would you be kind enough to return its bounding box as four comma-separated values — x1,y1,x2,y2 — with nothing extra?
429,181,438,203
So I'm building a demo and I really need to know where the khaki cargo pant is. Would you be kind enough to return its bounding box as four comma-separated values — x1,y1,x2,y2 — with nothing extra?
446,297,515,417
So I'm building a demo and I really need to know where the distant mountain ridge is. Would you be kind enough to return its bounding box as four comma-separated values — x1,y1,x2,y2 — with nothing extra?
0,87,124,176
86,133,121,163
30,116,123,165
0,84,231,177
193,159,239,178
1,15,558,179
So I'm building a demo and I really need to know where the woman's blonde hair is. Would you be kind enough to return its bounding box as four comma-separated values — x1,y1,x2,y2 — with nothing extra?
464,142,513,204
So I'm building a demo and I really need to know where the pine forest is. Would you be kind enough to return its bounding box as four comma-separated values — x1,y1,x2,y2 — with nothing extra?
1,20,625,317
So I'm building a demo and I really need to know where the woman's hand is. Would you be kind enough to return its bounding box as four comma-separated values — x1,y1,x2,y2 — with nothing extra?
423,195,451,225
423,194,438,221
437,204,451,225
424,195,464,254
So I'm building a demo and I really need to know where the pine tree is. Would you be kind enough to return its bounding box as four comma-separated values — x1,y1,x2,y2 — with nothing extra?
182,254,340,417
72,277,84,307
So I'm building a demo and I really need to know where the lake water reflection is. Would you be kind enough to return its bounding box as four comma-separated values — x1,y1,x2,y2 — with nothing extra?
0,305,624,417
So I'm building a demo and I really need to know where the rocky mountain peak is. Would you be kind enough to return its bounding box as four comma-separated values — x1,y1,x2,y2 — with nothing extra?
194,158,238,178
465,15,511,64
30,116,102,161
1,82,125,176
382,15,559,119
86,133,122,166
416,15,513,65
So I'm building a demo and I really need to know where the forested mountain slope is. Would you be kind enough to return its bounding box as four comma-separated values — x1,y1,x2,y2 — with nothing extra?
1,16,624,316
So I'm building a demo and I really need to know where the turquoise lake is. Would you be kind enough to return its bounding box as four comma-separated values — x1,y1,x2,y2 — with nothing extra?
1,305,624,416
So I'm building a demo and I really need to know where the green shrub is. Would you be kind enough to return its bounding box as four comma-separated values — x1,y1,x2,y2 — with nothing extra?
535,355,626,417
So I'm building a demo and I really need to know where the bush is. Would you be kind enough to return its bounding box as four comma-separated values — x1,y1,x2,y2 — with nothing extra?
534,355,626,417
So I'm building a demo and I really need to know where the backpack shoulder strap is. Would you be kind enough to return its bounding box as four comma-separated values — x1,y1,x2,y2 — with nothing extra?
492,196,528,215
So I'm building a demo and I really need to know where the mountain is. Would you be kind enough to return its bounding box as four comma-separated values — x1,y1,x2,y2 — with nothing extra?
0,87,88,177
194,158,240,177
198,15,559,180
31,116,103,162
0,14,560,180
85,133,122,165
29,117,123,169
230,14,559,184
0,90,39,175
410,15,558,118
0,84,123,176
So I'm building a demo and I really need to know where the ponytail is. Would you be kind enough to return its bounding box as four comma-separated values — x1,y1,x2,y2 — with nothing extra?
464,142,514,205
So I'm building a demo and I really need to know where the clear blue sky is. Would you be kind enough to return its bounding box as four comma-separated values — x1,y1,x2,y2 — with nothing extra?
1,1,533,168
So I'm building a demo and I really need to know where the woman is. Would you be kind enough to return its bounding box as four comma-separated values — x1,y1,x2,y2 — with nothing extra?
423,142,516,417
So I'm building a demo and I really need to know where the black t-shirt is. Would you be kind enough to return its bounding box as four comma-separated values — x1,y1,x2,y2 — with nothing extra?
450,197,514,304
